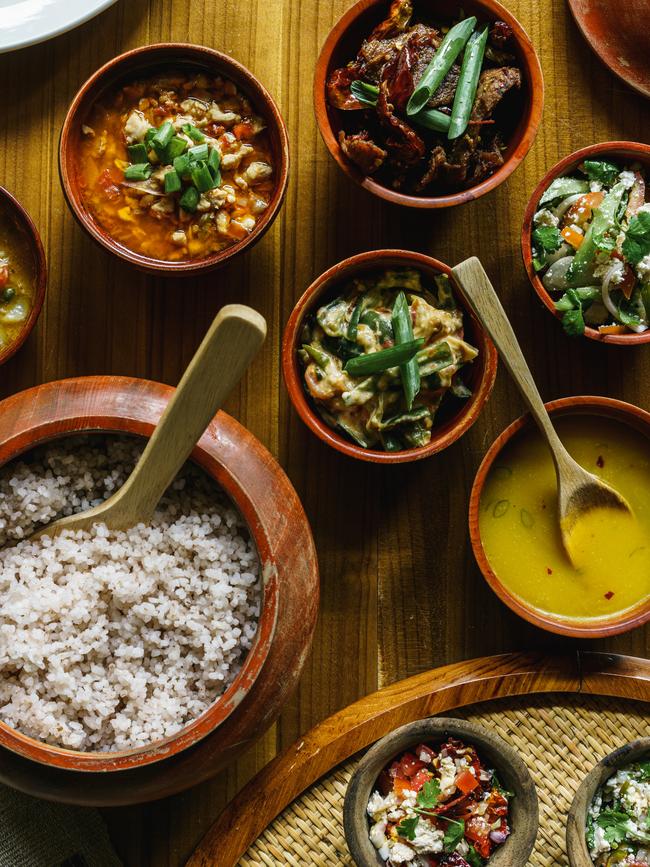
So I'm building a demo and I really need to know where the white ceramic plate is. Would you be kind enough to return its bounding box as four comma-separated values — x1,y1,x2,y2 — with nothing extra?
0,0,118,54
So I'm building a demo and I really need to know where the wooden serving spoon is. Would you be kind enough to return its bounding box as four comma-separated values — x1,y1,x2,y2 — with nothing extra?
33,304,266,540
451,257,631,560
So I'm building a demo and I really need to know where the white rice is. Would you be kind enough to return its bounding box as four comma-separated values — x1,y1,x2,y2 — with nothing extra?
0,436,260,752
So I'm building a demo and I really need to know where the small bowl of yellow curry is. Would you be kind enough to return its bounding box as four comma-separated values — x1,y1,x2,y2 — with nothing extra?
0,188,46,366
469,396,650,637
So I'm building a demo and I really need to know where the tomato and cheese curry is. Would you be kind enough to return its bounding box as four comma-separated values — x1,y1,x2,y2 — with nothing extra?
479,415,650,621
77,70,275,262
0,211,37,356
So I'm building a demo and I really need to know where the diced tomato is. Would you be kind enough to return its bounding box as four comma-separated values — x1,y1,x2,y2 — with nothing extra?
465,816,492,858
388,759,405,780
410,768,433,792
618,263,636,300
393,777,414,798
415,743,436,763
487,790,509,818
561,224,584,250
455,769,479,794
399,752,427,778
233,121,255,140
0,264,9,289
564,191,604,228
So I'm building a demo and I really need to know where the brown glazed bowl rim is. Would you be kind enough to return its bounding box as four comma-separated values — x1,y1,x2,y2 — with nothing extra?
59,43,290,275
343,716,539,866
0,376,288,772
469,395,650,638
521,140,650,344
281,249,498,464
313,0,544,209
566,737,650,867
0,187,47,367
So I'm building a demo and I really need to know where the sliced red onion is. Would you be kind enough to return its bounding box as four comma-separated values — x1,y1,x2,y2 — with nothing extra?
489,830,509,843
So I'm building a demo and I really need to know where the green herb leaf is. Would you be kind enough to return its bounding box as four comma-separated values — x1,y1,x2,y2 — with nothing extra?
595,810,632,846
466,845,485,867
582,160,620,186
622,212,650,265
396,816,419,841
442,816,466,852
416,779,441,810
350,80,379,107
492,772,515,799
586,813,595,851
636,761,650,781
532,226,562,254
617,295,644,328
561,307,586,337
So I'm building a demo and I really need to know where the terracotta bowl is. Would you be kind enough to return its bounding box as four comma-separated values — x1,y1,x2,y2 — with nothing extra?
314,0,544,209
282,250,498,464
566,737,650,866
59,43,289,275
343,716,539,866
0,187,46,366
469,396,650,638
0,376,318,802
567,0,650,100
521,141,650,345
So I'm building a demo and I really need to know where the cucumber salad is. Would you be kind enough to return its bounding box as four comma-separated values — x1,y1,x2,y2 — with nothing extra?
531,160,650,336
587,759,650,866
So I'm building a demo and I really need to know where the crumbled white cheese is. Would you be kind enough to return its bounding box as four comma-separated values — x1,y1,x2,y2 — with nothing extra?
589,180,603,192
533,208,559,228
594,258,624,284
619,170,636,189
636,254,650,282
369,819,388,849
438,754,457,797
410,819,444,854
123,110,150,144
638,203,650,215
389,841,416,863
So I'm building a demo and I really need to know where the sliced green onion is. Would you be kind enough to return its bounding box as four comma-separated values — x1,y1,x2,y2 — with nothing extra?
164,169,181,194
302,343,331,370
208,146,221,174
144,128,157,146
448,26,489,140
151,121,173,153
127,143,149,164
191,160,216,192
349,80,451,133
188,143,209,163
162,136,187,163
124,163,153,181
406,16,477,116
344,339,423,376
346,298,364,341
182,123,206,143
179,185,200,213
392,291,420,410
173,153,192,180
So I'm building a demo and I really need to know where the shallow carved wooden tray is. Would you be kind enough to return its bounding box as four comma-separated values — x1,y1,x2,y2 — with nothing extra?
188,652,650,867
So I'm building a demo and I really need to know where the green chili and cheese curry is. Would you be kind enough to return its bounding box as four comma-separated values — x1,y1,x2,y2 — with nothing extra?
77,70,275,262
0,211,36,356
298,268,478,451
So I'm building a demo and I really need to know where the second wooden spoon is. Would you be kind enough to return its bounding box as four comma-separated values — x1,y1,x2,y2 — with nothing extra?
452,257,631,560
33,303,266,539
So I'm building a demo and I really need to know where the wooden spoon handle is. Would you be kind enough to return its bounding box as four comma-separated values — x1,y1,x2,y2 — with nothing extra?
451,257,570,468
115,304,266,526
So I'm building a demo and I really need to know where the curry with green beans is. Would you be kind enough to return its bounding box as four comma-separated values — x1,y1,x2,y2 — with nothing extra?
298,268,478,451
0,212,36,356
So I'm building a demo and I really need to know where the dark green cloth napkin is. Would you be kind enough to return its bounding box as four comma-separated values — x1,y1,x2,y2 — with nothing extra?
0,785,122,867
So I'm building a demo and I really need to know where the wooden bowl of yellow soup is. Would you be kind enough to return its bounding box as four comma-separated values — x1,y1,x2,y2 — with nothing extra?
469,396,650,637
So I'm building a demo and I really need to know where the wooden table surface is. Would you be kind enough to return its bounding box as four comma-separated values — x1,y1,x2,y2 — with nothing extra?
0,0,648,864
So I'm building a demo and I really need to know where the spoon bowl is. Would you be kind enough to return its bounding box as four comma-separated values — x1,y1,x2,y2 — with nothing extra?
451,257,633,561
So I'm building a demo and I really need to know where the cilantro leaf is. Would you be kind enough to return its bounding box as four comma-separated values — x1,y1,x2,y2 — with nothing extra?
442,816,466,852
561,307,586,337
593,229,617,252
416,778,441,809
492,772,515,799
586,813,595,851
636,760,650,781
396,815,419,841
533,226,562,254
596,810,632,846
617,294,644,328
467,845,485,867
583,160,620,186
622,212,650,265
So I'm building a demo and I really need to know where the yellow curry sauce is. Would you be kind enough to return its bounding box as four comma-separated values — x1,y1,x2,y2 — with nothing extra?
479,416,650,620
77,71,274,262
0,212,35,354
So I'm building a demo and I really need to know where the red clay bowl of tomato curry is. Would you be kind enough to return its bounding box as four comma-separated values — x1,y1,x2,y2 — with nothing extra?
59,43,289,275
282,250,498,464
468,395,650,639
522,141,650,345
0,376,318,805
0,188,46,367
314,0,544,209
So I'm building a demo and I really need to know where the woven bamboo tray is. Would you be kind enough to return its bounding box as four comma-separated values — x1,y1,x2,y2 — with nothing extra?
188,652,650,867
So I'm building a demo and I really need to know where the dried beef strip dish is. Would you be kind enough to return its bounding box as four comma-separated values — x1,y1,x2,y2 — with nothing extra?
327,0,522,195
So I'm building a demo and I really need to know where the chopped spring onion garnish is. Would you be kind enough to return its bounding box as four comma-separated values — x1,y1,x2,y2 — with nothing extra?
164,169,181,194
182,123,205,143
127,143,148,163
179,185,200,213
344,339,424,376
124,163,153,181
